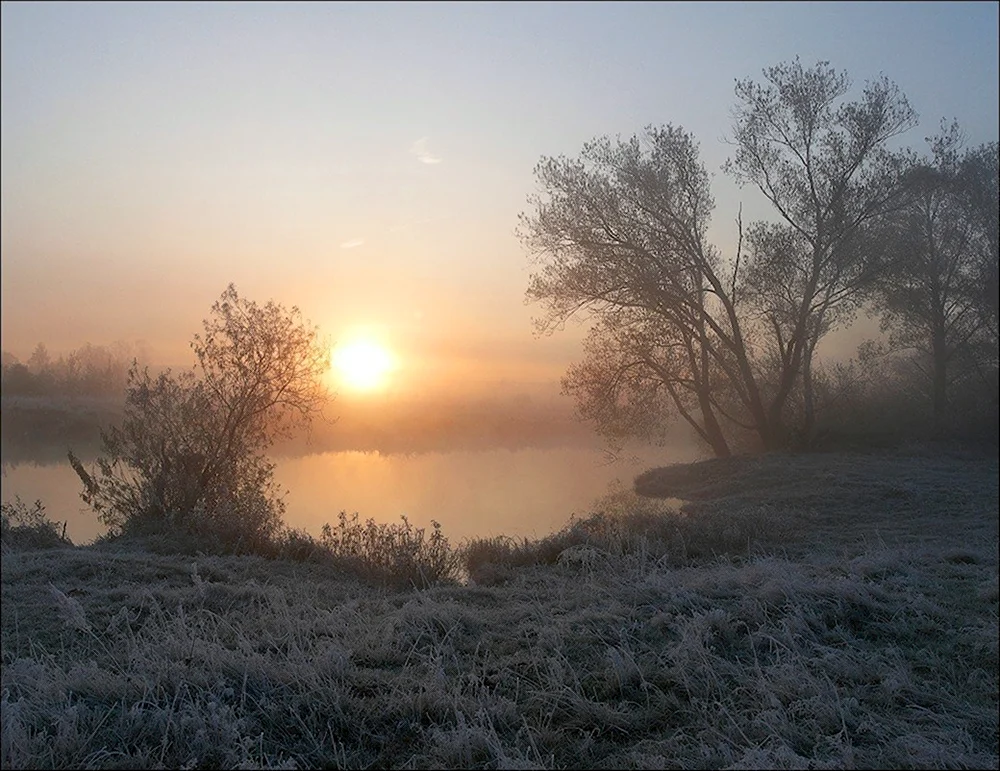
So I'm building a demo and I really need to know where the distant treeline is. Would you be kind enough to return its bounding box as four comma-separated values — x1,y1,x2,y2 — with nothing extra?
0,385,604,468
274,393,603,457
805,342,999,450
1,341,146,400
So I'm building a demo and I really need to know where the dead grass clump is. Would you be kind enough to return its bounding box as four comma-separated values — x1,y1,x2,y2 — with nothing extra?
94,511,465,590
462,536,533,585
942,547,982,565
319,511,463,589
462,532,584,585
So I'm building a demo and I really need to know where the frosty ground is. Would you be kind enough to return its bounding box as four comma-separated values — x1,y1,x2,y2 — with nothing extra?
2,446,997,769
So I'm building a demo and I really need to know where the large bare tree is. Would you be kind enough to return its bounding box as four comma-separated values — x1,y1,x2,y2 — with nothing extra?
725,58,917,443
521,60,916,455
521,126,746,456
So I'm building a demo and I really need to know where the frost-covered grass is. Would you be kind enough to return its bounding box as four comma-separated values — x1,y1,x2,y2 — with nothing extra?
633,445,998,555
2,450,997,769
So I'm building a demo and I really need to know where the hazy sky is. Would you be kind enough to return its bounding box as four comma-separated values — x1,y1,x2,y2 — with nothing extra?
2,1,998,395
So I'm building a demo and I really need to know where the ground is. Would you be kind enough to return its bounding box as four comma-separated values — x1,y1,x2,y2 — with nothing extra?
1,447,997,770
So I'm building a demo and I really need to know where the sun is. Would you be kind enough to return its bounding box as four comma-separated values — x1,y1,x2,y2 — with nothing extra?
333,339,396,392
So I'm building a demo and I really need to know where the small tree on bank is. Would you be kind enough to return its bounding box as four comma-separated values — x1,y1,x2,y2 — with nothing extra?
69,285,332,551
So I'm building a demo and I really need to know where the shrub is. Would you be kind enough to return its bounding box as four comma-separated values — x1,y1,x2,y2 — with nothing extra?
68,285,331,555
462,535,547,585
0,497,72,551
320,512,462,589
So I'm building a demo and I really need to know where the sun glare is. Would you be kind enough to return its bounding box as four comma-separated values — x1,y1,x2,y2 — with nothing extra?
333,339,396,392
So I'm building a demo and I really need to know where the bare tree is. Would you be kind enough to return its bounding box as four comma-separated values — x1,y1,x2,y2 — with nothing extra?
521,60,916,455
725,58,917,444
874,126,999,433
521,126,749,456
956,140,999,348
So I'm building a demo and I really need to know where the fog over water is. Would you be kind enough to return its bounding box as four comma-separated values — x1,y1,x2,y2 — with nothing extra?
0,379,702,546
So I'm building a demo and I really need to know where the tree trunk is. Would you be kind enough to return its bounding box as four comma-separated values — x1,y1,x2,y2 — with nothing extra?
800,334,818,449
697,391,732,457
759,414,787,452
695,303,732,458
931,321,948,436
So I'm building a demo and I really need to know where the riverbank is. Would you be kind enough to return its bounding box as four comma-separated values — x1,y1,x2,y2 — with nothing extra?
2,448,997,769
634,445,999,557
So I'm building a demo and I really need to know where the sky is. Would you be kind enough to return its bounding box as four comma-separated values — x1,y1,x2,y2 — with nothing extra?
2,1,998,398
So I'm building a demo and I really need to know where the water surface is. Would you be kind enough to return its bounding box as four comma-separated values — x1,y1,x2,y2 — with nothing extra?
1,445,695,546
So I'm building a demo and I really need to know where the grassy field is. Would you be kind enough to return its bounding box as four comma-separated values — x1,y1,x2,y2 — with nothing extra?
1,447,997,769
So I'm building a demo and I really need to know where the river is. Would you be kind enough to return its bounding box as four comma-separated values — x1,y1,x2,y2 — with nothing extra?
1,444,697,546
